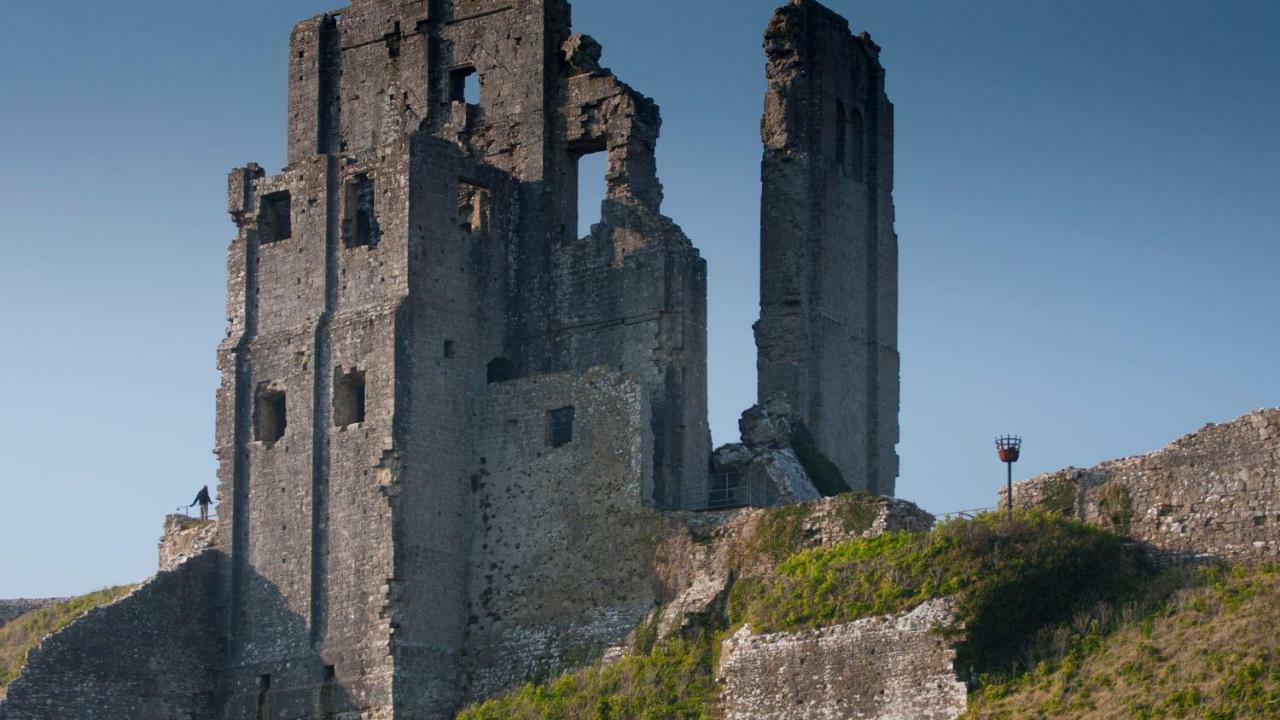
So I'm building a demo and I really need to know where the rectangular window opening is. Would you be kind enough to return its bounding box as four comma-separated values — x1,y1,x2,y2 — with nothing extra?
334,368,366,427
343,174,380,248
443,340,455,358
450,66,481,105
546,406,575,448
260,191,292,244
575,150,607,239
255,385,287,444
457,180,491,234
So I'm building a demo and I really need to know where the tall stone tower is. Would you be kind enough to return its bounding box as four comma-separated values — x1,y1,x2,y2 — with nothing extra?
214,0,708,716
756,0,900,496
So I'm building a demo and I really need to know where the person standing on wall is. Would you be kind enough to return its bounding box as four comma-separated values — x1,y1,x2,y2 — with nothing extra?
191,485,213,521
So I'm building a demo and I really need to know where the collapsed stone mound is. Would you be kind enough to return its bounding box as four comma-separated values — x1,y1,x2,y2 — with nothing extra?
711,393,846,507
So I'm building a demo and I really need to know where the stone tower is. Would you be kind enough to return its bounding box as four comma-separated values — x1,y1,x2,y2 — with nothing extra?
214,0,708,716
756,0,900,495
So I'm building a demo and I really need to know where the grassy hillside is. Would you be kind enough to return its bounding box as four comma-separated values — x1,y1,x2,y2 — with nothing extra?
967,563,1280,719
0,586,134,693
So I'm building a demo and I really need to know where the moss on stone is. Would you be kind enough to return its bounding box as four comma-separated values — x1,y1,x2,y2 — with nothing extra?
1038,477,1080,518
830,492,884,535
1097,483,1135,534
744,503,812,562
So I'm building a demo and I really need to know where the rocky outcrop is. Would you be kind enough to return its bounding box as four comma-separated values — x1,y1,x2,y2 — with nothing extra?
711,394,824,507
1008,407,1280,561
718,599,967,720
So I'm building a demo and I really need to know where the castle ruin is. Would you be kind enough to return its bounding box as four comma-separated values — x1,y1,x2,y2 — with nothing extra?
0,1,899,717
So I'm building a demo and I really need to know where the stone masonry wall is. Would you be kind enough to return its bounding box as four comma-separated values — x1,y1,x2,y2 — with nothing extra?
465,368,674,701
0,552,219,720
1008,408,1280,562
718,599,966,720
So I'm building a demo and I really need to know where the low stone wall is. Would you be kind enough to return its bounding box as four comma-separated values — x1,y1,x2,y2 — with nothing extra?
717,599,967,720
0,600,62,631
158,514,218,571
0,552,219,720
1008,408,1280,561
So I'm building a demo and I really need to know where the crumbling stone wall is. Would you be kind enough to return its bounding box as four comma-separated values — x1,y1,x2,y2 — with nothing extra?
756,0,900,496
465,368,674,700
718,599,966,720
158,514,218,572
0,552,218,720
1009,408,1280,562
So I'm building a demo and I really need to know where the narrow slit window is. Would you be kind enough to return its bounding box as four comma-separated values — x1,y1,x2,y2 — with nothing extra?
546,406,575,448
850,108,866,182
835,100,847,165
457,180,491,234
256,674,272,720
260,191,292,244
255,385,287,443
344,174,380,248
334,368,366,427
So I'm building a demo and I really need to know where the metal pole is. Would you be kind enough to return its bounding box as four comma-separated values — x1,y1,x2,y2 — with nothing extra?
1006,461,1013,518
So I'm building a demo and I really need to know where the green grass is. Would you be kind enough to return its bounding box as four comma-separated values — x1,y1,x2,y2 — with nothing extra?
457,630,724,720
966,563,1280,719
728,510,1154,679
0,586,134,692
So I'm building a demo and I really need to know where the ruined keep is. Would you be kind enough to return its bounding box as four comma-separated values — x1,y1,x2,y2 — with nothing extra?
0,1,900,718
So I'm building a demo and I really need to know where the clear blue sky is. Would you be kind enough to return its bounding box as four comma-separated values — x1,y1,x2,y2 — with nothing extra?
1,0,1276,597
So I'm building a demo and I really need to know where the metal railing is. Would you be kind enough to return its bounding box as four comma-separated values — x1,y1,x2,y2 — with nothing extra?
935,506,999,522
173,505,219,521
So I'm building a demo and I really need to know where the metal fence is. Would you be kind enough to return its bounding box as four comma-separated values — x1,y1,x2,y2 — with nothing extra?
173,506,219,521
687,471,782,511
934,506,999,522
